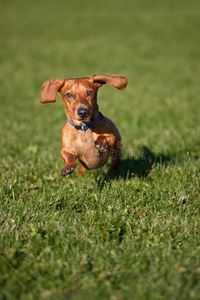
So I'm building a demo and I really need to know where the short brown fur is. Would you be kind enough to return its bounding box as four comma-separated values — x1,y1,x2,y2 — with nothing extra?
40,75,128,177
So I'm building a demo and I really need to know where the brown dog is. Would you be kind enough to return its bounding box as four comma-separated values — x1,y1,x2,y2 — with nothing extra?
40,75,128,177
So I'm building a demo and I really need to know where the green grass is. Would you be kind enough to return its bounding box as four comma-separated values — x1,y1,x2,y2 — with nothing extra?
0,0,200,299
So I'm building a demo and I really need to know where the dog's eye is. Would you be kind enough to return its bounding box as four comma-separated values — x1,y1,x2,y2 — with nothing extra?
65,92,74,99
86,91,94,97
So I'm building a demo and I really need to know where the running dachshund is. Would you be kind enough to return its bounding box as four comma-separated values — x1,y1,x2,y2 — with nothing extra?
40,75,128,177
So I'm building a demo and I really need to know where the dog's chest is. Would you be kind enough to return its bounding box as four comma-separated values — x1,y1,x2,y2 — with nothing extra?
76,130,95,154
75,130,109,169
80,130,87,143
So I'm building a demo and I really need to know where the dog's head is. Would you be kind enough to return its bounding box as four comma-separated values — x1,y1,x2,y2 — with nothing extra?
40,75,128,124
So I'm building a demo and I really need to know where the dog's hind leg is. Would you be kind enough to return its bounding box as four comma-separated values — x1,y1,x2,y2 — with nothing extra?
109,146,122,173
78,163,88,178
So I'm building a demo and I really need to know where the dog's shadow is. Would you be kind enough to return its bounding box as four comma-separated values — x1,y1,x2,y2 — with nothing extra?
97,146,174,184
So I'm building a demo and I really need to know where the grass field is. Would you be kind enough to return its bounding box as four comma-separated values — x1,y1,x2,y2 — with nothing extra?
0,0,200,299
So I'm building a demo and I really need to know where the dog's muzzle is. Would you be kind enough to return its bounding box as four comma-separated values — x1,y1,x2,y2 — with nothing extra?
77,107,90,120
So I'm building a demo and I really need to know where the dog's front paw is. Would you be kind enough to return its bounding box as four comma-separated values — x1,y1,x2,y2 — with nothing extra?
61,164,77,176
93,137,109,153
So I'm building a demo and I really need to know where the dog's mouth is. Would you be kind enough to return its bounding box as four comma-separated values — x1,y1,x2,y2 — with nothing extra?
76,116,91,124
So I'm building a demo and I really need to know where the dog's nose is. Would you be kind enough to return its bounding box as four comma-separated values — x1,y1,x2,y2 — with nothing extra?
77,108,90,119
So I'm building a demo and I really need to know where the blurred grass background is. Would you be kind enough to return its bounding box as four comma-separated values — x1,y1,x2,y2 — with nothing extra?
0,0,200,299
1,0,200,158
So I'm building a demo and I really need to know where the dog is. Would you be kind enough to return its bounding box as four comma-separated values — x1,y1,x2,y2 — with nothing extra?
40,75,128,177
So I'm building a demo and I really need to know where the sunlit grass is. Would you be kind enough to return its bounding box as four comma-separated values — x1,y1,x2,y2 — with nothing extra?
0,0,200,299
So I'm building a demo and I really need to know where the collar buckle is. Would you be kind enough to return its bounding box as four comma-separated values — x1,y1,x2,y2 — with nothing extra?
81,125,87,131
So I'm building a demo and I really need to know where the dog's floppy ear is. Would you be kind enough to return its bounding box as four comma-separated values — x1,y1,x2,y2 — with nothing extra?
40,79,65,103
91,75,128,90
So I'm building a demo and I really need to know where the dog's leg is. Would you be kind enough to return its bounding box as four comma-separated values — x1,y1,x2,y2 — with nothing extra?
93,134,118,153
78,164,88,178
61,150,77,176
93,134,121,173
93,136,109,153
109,147,122,173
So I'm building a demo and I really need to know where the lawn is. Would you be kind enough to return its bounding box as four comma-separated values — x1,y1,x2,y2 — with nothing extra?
0,0,200,299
